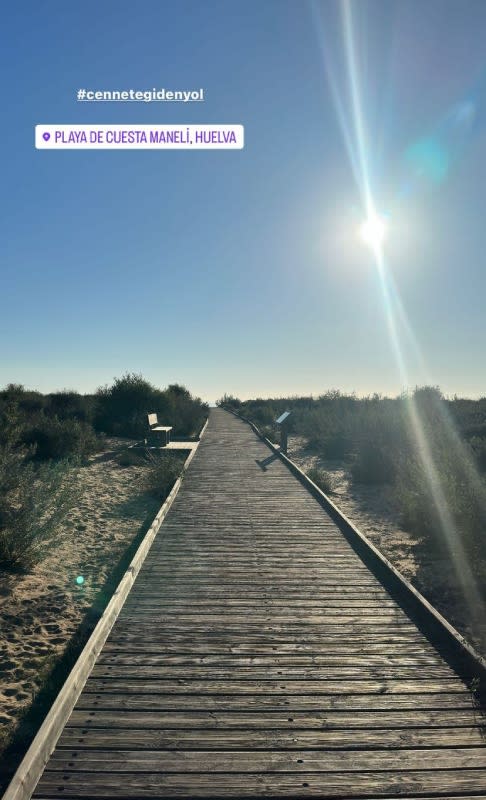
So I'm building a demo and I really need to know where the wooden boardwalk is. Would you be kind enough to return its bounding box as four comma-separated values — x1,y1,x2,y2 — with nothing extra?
31,408,486,798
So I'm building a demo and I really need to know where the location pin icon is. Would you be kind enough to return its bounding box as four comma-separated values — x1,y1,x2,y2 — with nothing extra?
43,132,50,142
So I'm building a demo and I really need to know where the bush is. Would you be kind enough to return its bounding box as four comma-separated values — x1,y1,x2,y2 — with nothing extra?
94,373,208,439
217,394,242,408
165,385,208,438
351,441,396,484
94,373,162,437
142,454,182,502
0,443,78,571
21,415,99,461
350,398,407,484
470,437,486,472
392,390,486,562
0,384,46,415
0,399,25,448
322,431,353,459
394,451,486,560
306,466,336,495
45,391,95,424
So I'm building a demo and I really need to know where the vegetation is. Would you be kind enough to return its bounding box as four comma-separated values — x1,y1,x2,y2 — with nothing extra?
306,466,336,496
0,375,207,571
0,384,99,463
0,438,77,571
142,453,183,502
222,387,486,574
95,373,208,438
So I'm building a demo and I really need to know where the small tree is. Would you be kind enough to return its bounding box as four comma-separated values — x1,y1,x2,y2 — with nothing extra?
94,373,162,436
0,441,78,571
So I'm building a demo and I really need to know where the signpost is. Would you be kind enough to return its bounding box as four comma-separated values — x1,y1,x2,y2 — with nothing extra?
275,411,291,455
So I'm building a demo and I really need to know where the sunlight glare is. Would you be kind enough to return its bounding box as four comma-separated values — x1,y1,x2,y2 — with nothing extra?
360,212,386,249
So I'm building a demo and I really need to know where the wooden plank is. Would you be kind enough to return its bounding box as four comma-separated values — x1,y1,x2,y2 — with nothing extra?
73,692,475,711
110,622,420,635
115,609,414,628
45,746,486,772
118,605,409,616
95,654,445,667
132,578,383,585
120,608,411,618
83,678,469,694
67,708,483,729
124,597,400,606
101,641,440,655
90,665,456,680
104,629,432,643
124,585,398,593
55,725,486,750
32,769,486,797
144,558,374,565
140,568,378,575
104,630,436,642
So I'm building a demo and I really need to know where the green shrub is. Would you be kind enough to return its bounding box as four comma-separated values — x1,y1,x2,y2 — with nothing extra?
322,431,353,459
218,394,242,408
0,384,46,415
350,398,407,484
165,385,207,438
470,437,486,472
0,444,78,571
45,391,95,424
306,466,336,495
94,373,208,439
351,441,396,484
394,452,486,561
143,454,182,502
0,399,25,448
21,415,99,461
393,391,486,562
94,373,161,437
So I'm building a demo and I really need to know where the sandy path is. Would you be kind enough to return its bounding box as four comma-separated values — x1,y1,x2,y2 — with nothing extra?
0,439,159,745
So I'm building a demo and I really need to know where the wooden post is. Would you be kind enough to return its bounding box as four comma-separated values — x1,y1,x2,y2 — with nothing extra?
281,422,288,455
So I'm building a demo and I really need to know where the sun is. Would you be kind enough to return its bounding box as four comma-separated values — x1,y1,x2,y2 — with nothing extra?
359,212,387,249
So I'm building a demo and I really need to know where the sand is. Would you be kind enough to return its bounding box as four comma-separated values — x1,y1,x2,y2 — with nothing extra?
0,439,159,748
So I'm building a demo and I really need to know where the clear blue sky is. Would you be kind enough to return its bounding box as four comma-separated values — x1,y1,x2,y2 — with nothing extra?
2,0,486,401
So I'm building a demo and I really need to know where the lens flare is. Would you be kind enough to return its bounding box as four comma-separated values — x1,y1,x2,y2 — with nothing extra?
360,212,386,249
310,0,486,634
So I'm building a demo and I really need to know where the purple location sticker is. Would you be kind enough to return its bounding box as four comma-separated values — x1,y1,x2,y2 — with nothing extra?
43,132,50,142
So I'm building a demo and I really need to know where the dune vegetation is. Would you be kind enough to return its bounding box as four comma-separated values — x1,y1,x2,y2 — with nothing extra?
0,374,207,573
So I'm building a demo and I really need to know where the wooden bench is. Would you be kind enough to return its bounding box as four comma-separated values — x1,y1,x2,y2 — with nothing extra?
147,413,172,446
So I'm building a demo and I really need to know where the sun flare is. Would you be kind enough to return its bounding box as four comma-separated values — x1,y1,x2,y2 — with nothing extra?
359,212,386,249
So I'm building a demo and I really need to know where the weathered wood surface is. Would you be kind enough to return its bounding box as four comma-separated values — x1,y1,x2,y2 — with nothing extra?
32,409,486,799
